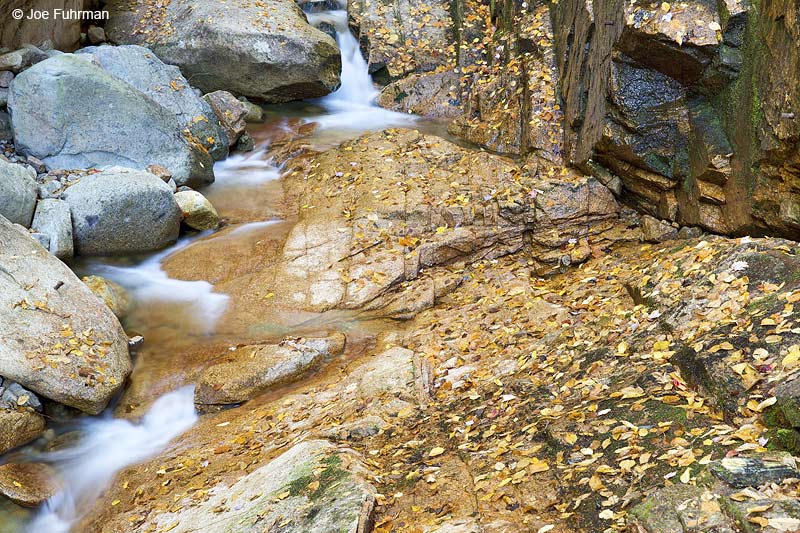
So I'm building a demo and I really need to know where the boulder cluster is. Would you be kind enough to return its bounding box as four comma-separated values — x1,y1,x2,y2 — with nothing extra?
0,0,339,467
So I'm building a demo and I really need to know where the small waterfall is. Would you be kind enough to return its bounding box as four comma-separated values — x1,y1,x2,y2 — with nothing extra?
306,9,416,131
308,10,377,109
27,386,198,533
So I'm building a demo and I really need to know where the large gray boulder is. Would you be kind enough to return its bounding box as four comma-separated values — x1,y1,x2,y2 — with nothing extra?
0,159,37,227
62,168,181,256
0,215,131,414
76,45,229,161
8,54,215,187
104,0,341,102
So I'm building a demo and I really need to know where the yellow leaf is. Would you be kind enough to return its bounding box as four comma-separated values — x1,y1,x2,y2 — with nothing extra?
782,346,800,367
653,340,670,351
680,468,692,484
528,458,550,473
429,447,445,457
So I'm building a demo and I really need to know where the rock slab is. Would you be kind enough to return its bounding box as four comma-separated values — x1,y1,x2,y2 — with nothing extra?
195,334,346,405
0,215,131,413
150,440,375,533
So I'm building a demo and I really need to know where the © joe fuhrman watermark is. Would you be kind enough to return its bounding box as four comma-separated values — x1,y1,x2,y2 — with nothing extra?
11,7,109,20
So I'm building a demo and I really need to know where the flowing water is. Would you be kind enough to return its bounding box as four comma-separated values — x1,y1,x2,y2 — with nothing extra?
26,387,198,533
2,7,425,532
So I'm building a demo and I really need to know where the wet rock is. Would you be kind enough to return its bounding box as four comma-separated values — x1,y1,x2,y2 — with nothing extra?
640,215,679,243
86,25,106,45
31,198,73,259
0,215,131,413
0,71,13,88
378,70,461,118
76,45,228,161
709,454,799,488
0,463,59,507
202,90,247,147
349,0,453,78
195,334,346,405
0,158,37,227
0,378,42,411
235,132,255,153
105,0,341,102
9,54,215,187
551,0,800,237
174,190,220,231
239,99,264,123
0,409,44,454
62,167,181,255
147,440,375,533
81,275,132,320
448,6,563,158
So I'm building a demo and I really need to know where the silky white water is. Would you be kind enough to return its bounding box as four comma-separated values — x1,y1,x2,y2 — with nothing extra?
306,10,416,132
89,234,230,336
27,386,198,532
208,143,281,187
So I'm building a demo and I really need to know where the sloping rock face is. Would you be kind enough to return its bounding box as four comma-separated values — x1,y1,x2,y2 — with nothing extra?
370,0,799,238
255,128,629,315
8,54,215,187
146,440,376,533
551,0,800,236
0,1,82,51
104,0,342,102
195,334,346,405
0,215,131,414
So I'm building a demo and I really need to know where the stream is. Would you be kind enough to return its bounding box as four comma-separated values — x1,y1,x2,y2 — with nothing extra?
2,6,425,532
